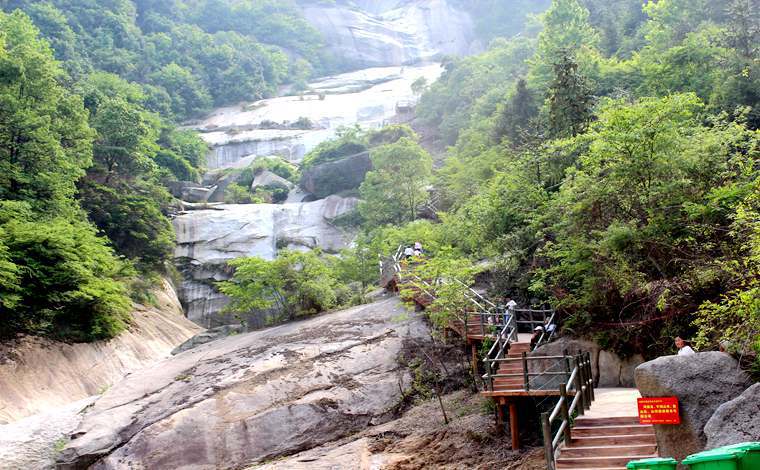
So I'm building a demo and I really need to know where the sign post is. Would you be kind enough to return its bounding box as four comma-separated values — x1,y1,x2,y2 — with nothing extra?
638,397,681,425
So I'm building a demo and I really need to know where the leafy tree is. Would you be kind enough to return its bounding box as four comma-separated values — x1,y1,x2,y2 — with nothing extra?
0,11,94,213
78,181,174,269
301,126,367,169
149,62,212,118
548,52,595,137
359,137,433,227
494,78,539,146
219,250,340,323
529,0,600,90
538,94,758,351
0,212,131,341
416,38,536,145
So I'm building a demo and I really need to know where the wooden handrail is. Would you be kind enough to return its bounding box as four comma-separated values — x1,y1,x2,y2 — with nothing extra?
542,351,597,470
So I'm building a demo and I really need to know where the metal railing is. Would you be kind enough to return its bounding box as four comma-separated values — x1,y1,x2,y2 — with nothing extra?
541,351,596,470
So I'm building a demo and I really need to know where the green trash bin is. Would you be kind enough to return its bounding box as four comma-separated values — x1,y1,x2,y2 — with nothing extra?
627,457,679,470
682,449,744,470
717,442,760,470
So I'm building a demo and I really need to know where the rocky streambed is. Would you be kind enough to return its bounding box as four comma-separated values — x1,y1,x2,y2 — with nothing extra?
57,297,429,469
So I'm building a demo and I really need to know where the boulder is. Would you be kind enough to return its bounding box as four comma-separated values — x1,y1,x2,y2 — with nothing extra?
165,180,202,200
207,170,241,203
635,352,752,461
251,170,294,191
56,298,429,470
182,185,217,203
300,152,372,198
704,382,760,449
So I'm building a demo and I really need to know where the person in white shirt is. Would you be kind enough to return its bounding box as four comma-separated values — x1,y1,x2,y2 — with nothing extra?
403,246,414,259
675,336,696,356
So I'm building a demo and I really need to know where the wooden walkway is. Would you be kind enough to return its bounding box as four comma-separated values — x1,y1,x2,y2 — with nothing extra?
553,389,657,470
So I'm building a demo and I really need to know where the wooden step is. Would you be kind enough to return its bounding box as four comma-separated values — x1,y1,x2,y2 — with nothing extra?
570,434,657,447
574,417,641,427
572,425,654,437
556,455,658,468
560,444,657,458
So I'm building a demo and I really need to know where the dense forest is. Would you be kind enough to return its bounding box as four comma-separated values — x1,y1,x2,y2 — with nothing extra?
223,0,759,365
407,0,759,361
0,0,326,341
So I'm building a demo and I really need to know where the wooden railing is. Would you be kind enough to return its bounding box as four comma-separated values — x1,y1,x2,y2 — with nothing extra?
483,353,576,393
541,351,596,470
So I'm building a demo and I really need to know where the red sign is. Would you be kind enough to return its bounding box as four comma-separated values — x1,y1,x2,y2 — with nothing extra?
638,397,681,425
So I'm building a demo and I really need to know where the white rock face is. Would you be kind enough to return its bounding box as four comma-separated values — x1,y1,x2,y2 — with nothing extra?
195,64,442,170
57,299,428,470
302,0,479,68
173,196,359,327
0,279,201,425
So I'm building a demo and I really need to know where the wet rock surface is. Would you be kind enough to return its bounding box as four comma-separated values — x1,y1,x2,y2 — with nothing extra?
57,298,428,470
193,65,441,171
635,352,752,461
704,382,760,449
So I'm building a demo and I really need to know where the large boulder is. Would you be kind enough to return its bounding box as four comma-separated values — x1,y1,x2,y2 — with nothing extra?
251,170,294,192
704,382,760,449
300,152,372,198
635,352,752,461
529,337,645,390
56,298,428,470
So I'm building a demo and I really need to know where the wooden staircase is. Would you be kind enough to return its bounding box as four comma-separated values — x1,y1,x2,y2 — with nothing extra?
492,342,531,392
555,416,657,470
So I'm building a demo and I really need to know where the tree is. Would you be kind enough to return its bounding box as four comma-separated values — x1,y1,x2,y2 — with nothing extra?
548,52,595,137
359,137,433,227
0,11,94,213
494,78,539,146
529,0,600,90
149,62,212,119
539,94,758,352
219,250,340,323
89,97,158,184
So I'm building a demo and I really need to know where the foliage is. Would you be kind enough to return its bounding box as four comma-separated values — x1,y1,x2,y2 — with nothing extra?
219,250,343,323
0,212,131,341
399,250,480,330
0,11,94,213
359,137,433,227
0,12,132,341
693,176,760,357
2,0,326,121
301,126,368,170
547,52,595,137
416,39,537,145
